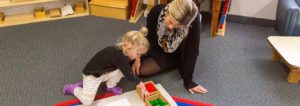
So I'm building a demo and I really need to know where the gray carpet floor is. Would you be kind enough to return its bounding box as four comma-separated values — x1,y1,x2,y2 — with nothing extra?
0,16,299,106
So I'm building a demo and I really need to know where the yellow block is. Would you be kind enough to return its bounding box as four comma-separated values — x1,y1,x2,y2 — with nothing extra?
75,2,85,14
49,8,61,18
34,7,46,19
89,0,129,20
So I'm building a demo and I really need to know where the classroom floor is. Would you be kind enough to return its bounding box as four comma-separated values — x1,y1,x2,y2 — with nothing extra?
0,16,299,106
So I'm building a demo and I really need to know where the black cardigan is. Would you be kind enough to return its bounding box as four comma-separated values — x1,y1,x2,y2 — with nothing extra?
146,5,201,89
82,46,140,85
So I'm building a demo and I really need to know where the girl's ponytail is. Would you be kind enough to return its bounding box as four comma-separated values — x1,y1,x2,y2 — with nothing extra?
139,27,148,37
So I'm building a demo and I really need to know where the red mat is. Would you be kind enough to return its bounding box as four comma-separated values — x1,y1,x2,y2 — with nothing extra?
54,93,215,106
53,93,115,106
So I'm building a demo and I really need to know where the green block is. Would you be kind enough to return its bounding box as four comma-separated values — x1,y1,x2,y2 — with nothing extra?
153,100,159,104
158,99,163,103
150,101,155,105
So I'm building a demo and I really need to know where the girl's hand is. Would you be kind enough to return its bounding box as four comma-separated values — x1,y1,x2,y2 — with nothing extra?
131,57,141,75
137,82,150,97
142,88,150,97
188,85,207,94
137,82,145,89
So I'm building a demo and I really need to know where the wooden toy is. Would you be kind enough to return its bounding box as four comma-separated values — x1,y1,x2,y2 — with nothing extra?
145,93,170,106
136,81,159,101
129,0,143,23
145,82,156,93
49,8,61,18
34,7,46,19
0,12,4,24
74,2,85,14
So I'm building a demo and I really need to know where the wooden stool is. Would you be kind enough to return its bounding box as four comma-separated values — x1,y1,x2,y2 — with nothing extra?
268,36,300,83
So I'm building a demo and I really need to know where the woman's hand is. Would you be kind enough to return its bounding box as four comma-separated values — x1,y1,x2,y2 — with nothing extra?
188,85,207,94
131,57,141,75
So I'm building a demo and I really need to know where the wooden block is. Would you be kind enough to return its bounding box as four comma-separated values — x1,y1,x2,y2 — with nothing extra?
216,22,226,37
145,93,170,106
0,12,4,24
136,81,159,101
49,8,61,18
287,69,300,83
74,2,85,14
34,7,46,19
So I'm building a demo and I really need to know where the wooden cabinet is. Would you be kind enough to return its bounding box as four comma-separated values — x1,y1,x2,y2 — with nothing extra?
89,0,129,20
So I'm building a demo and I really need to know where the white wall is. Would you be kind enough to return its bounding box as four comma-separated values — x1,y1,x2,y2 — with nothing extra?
143,0,279,20
200,0,278,20
228,0,278,20
194,0,279,20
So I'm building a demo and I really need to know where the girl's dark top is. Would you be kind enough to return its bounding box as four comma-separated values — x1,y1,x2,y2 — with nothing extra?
82,46,140,85
146,5,201,89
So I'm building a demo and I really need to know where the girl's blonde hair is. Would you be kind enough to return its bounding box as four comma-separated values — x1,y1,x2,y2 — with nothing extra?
168,0,199,26
116,27,149,54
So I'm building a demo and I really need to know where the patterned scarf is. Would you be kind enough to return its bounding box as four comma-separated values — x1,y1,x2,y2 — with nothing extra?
157,5,197,53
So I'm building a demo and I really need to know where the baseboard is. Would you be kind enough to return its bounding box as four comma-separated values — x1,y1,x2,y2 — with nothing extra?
226,15,275,27
199,11,275,28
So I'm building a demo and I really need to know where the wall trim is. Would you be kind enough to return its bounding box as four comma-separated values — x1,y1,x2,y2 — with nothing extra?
200,11,275,28
226,15,275,27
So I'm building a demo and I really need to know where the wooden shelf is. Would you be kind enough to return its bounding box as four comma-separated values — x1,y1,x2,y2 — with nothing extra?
0,0,90,27
211,0,230,37
0,11,89,27
0,0,58,7
210,0,222,37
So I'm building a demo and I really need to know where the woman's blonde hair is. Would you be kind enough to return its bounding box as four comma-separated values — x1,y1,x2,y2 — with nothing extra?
168,0,199,26
116,27,149,54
